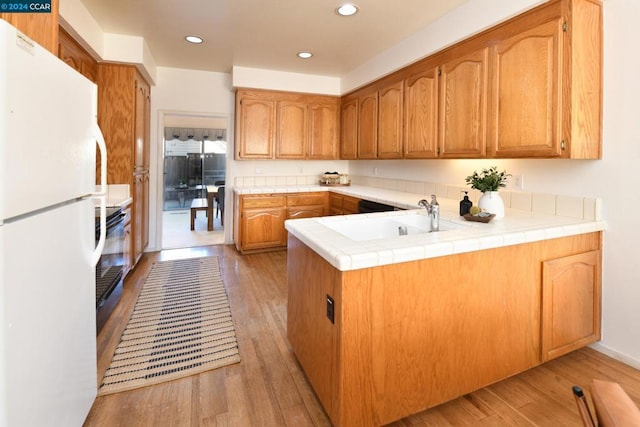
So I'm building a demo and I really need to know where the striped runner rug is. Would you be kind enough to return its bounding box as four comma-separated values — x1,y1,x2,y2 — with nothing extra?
98,256,240,395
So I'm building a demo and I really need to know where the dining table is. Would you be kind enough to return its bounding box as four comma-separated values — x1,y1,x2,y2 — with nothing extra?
205,185,219,231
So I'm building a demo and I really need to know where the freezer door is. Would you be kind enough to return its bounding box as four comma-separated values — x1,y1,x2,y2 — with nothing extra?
0,20,98,220
0,199,97,426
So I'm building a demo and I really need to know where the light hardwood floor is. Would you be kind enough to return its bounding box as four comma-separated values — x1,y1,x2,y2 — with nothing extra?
84,245,640,426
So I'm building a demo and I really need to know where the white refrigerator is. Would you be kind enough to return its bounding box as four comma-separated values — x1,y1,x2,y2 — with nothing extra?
0,20,107,426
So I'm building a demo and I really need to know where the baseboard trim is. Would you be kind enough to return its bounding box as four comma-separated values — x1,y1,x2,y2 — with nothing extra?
590,342,640,371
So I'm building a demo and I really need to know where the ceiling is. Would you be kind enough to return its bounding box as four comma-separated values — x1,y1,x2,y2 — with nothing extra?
78,0,468,76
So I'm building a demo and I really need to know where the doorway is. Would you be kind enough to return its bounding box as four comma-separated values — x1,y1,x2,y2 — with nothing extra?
161,127,227,249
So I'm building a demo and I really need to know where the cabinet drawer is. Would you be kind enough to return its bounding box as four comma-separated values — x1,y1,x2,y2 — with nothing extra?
287,205,325,220
287,192,327,207
241,195,285,209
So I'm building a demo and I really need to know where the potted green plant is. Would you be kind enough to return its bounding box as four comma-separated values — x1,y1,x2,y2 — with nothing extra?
465,166,510,218
465,166,510,192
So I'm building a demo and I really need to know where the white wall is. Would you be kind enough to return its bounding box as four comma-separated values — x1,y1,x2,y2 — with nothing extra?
232,66,341,95
149,67,234,248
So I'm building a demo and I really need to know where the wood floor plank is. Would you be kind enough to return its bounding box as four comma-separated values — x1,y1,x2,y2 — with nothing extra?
83,245,640,426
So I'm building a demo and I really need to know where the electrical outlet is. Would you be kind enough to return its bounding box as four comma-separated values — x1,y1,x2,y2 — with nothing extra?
326,295,335,324
255,168,263,174
512,174,524,190
373,167,378,176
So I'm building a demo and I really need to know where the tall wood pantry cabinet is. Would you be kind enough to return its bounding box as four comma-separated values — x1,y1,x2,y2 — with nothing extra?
97,63,151,269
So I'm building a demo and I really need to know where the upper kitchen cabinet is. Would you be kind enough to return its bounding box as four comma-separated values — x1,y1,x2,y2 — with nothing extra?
438,47,489,158
97,63,151,266
1,0,58,54
341,79,404,160
57,26,97,83
357,90,378,159
235,88,340,160
98,64,151,179
308,102,340,160
339,0,602,160
487,20,562,157
488,0,602,159
236,93,276,159
404,67,439,159
277,101,308,159
377,81,404,159
340,98,358,160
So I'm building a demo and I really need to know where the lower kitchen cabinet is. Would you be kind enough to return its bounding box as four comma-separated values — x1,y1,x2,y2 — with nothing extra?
329,193,361,215
122,202,132,277
541,249,601,361
132,172,149,265
235,194,287,253
287,192,328,219
234,192,329,254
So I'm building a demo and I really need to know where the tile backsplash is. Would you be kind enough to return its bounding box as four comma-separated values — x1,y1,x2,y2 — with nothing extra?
234,174,602,221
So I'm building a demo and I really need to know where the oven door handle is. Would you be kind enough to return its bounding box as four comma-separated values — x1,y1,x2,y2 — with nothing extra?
90,122,107,267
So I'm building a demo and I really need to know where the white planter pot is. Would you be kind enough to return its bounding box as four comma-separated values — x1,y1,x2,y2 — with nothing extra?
478,191,505,219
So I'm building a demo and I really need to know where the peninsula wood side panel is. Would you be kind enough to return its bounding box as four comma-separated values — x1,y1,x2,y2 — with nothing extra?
288,232,602,426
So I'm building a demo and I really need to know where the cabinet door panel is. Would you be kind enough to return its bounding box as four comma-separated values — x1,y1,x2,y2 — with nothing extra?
439,48,488,158
134,77,147,172
404,68,439,158
309,104,339,160
489,19,563,157
541,250,601,361
378,81,404,159
340,99,358,160
342,195,360,214
133,174,144,264
358,93,378,159
276,101,307,159
237,98,275,159
241,208,287,250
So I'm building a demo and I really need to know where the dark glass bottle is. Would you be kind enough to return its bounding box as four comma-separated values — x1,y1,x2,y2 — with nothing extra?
459,191,472,216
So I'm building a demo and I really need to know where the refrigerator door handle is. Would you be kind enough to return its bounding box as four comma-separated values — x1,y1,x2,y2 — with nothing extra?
90,122,107,267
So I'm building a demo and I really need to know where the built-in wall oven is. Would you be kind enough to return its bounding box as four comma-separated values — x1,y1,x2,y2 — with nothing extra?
95,206,125,333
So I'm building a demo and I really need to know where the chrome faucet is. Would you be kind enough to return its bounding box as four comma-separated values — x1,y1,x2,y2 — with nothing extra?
418,195,440,232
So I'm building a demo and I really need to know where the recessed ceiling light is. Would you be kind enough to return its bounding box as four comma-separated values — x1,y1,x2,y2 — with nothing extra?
336,3,359,16
297,52,313,59
185,35,203,44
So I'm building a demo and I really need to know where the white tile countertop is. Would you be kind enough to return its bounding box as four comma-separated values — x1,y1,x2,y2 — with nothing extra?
94,184,132,208
233,184,606,271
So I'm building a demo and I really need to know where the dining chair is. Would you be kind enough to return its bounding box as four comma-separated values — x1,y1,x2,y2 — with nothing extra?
216,186,225,225
213,180,225,216
573,380,640,426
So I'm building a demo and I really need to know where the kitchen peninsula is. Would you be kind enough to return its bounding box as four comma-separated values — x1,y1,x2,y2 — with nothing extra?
283,185,605,426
